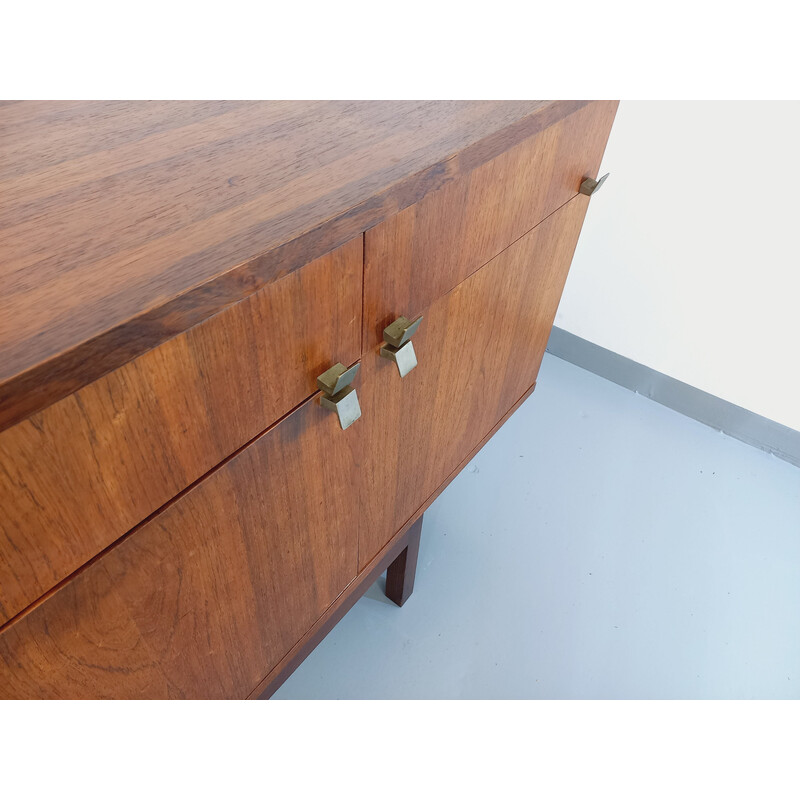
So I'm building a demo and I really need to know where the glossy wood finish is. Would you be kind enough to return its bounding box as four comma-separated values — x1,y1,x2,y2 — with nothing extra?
0,239,361,627
358,196,590,568
0,100,593,430
385,516,423,607
0,393,360,699
0,101,618,699
252,512,425,698
363,101,618,348
254,377,540,699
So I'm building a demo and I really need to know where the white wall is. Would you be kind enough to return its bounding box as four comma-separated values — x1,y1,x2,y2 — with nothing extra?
557,101,800,433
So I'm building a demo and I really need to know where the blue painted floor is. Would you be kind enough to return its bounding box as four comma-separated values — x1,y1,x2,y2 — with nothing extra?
275,354,800,699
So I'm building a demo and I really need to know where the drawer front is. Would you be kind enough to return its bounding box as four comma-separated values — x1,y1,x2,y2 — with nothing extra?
0,237,361,627
0,392,360,699
358,196,589,568
363,100,617,348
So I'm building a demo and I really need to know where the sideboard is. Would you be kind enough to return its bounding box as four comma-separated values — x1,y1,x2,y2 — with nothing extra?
0,100,617,698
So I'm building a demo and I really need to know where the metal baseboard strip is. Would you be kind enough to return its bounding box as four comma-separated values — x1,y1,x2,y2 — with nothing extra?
546,326,800,469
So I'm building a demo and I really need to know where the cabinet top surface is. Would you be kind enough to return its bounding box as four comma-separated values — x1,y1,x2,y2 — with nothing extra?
0,99,589,428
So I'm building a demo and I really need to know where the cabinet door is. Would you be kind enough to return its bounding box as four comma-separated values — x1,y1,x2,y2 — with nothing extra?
358,196,589,569
0,238,361,628
0,393,360,699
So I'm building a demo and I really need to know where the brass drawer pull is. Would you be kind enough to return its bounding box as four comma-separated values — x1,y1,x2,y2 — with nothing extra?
381,315,423,378
317,363,361,430
579,172,609,196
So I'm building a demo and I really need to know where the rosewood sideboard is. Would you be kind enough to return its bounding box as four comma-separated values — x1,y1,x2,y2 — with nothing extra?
0,100,617,698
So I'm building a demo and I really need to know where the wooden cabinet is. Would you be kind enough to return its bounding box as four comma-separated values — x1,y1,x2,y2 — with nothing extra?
0,101,617,698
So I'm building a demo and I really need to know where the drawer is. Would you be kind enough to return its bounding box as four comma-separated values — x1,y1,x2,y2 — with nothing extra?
358,195,590,568
0,237,362,627
0,390,360,699
363,100,617,348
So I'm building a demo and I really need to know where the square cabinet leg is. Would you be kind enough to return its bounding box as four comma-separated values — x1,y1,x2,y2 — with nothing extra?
385,515,423,607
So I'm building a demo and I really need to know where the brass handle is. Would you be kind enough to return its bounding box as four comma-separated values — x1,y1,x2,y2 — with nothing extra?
317,362,361,430
579,173,609,196
380,315,423,378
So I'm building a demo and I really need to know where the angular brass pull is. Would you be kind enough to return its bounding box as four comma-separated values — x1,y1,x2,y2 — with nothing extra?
383,315,423,348
317,362,361,430
579,173,609,196
381,315,423,378
317,362,359,396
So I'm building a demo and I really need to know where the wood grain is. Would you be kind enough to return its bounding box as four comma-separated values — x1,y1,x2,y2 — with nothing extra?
358,196,591,568
0,392,361,699
363,100,618,348
253,377,540,699
251,512,426,699
0,100,592,430
0,238,361,627
0,101,619,698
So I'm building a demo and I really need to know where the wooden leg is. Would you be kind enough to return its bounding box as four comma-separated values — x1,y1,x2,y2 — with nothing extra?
385,515,423,607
